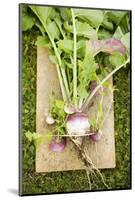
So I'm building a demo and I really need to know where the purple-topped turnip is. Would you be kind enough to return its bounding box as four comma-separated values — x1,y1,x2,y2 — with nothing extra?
89,129,102,142
66,112,90,136
49,137,67,152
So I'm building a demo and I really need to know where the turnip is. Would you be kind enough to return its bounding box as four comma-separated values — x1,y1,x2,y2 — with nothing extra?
49,137,67,152
89,129,102,142
46,115,55,125
66,112,90,136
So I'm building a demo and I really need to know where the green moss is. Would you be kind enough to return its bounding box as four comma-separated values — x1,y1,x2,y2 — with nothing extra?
21,30,131,195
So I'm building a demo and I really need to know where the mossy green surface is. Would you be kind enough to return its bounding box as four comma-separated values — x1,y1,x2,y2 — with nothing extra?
21,30,131,195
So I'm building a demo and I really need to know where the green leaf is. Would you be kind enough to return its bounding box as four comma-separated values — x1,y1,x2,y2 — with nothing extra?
63,21,73,33
102,20,114,31
98,28,113,39
102,18,114,31
113,26,123,40
119,13,130,34
25,132,46,148
29,6,60,40
80,44,97,80
57,39,73,54
76,20,97,39
101,12,114,31
107,11,127,25
78,86,88,98
35,21,45,35
109,52,125,66
59,8,71,21
29,6,56,23
29,6,59,40
78,43,97,98
62,55,72,69
35,36,51,48
55,99,65,110
50,98,66,135
63,20,97,39
22,11,35,31
47,21,60,40
121,32,130,51
54,15,65,38
45,131,53,142
25,131,33,142
74,9,104,28
32,133,45,148
77,39,86,58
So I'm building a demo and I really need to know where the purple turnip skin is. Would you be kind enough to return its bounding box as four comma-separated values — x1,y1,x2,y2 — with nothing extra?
66,112,90,136
89,129,102,142
103,39,126,54
64,104,83,114
49,137,67,152
89,38,127,56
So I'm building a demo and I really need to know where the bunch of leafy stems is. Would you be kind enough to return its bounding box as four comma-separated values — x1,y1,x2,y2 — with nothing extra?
32,7,129,111
31,8,129,189
38,9,128,109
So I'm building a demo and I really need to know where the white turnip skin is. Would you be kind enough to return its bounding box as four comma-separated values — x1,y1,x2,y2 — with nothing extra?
46,115,55,125
89,129,102,142
66,112,90,136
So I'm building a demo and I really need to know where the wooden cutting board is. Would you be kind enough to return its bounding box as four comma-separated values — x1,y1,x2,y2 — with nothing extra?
36,47,116,172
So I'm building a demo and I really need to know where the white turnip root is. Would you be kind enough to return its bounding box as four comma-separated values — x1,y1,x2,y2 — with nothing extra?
46,115,55,125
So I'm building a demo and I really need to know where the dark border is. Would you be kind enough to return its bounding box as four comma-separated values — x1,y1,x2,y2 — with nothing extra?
130,7,132,190
19,4,22,196
19,3,132,196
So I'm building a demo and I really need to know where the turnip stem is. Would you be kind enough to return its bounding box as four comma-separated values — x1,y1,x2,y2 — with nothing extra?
44,133,96,138
45,28,70,101
61,68,70,101
96,76,104,129
71,9,77,105
79,98,84,109
82,59,130,110
56,65,67,101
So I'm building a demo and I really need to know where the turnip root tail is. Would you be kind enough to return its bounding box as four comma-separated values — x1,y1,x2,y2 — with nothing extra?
70,137,109,190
